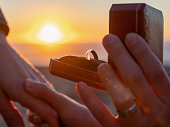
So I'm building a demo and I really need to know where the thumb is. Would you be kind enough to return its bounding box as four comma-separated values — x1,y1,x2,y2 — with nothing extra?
24,79,73,111
0,89,24,127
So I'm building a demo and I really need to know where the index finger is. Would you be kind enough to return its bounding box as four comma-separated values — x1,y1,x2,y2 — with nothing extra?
76,82,120,127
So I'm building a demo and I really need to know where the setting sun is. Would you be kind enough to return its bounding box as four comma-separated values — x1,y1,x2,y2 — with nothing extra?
36,24,64,43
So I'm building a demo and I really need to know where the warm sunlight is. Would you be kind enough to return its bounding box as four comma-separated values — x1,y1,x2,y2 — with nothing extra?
36,24,64,43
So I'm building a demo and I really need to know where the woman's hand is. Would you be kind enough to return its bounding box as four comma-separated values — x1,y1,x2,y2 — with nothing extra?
24,79,102,127
77,33,170,127
0,88,25,127
0,30,59,127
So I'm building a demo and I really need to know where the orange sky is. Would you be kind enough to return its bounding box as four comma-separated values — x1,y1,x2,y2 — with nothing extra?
0,0,170,44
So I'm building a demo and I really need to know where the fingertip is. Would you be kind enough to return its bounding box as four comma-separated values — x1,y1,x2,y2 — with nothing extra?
24,80,34,91
25,79,40,85
125,33,138,45
27,110,42,124
76,82,91,97
76,82,87,92
125,33,137,38
24,79,43,92
102,34,111,44
77,82,86,87
102,34,119,47
33,115,42,124
98,63,110,74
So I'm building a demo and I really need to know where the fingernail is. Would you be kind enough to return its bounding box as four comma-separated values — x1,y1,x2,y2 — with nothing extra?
77,82,86,89
103,34,118,46
25,79,40,91
25,79,34,90
33,115,42,123
125,33,137,45
98,64,112,84
98,63,109,74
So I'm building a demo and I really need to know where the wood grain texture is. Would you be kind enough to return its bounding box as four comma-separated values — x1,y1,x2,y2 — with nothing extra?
49,58,105,90
144,5,163,62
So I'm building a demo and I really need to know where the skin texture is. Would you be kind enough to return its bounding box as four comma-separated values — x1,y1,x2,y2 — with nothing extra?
27,33,170,127
99,33,170,126
0,30,100,127
24,79,101,127
0,88,24,127
0,32,59,127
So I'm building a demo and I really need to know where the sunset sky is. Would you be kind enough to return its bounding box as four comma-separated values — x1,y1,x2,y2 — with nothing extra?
0,0,170,44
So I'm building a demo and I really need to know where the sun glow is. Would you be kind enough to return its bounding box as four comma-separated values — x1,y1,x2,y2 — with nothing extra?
36,24,64,43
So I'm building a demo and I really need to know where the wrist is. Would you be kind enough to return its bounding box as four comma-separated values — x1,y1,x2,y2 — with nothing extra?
0,31,7,45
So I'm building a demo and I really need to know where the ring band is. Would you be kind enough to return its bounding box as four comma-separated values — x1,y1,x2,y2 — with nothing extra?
118,103,138,118
85,49,98,60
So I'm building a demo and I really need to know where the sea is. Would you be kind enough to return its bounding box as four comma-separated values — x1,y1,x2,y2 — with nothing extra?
11,42,170,67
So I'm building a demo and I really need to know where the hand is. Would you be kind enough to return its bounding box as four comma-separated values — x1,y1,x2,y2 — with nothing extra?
24,79,102,127
0,31,58,126
0,88,24,127
77,33,170,127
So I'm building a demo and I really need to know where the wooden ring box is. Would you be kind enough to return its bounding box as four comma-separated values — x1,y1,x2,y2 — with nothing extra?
49,3,163,90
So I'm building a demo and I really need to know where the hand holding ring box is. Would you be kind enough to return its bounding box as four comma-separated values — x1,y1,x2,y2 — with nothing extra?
48,3,163,90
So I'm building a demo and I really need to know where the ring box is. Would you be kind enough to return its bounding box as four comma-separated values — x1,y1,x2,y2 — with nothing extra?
108,3,163,66
49,3,163,90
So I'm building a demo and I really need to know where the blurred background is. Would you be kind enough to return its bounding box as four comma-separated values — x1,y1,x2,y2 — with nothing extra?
0,0,170,126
